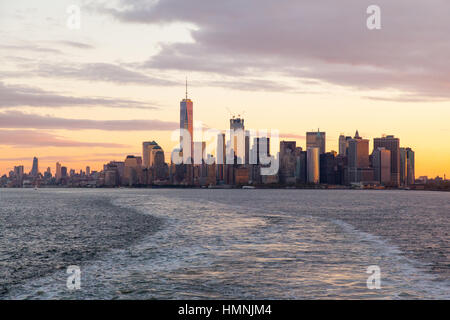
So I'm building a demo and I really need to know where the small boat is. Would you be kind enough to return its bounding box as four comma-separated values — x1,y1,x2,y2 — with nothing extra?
242,186,255,189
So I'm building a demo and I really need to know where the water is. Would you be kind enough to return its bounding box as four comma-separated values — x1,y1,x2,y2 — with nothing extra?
0,188,448,299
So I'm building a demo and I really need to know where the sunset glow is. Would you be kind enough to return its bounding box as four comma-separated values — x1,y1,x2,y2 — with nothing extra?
1,0,449,179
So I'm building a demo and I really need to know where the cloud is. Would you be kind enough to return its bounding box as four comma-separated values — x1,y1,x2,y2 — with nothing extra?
93,0,450,100
0,110,178,131
34,62,177,86
0,81,158,109
280,133,306,140
0,130,129,148
0,44,62,55
0,153,139,163
55,41,94,50
206,79,295,92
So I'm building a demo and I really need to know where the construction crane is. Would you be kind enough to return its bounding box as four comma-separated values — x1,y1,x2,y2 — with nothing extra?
226,107,235,119
226,107,246,119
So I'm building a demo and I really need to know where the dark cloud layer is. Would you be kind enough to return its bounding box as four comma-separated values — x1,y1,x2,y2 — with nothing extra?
0,130,128,148
34,62,177,86
0,44,62,55
0,110,178,131
56,41,94,49
0,81,157,109
94,0,450,100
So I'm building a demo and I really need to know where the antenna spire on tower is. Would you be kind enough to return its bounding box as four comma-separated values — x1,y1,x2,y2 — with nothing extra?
185,77,188,100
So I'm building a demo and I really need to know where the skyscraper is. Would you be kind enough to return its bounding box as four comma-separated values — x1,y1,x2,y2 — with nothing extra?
142,141,158,168
372,147,391,185
14,166,24,182
61,166,67,178
229,117,247,164
295,148,307,184
339,134,346,156
55,162,62,181
406,148,415,186
306,130,326,154
307,147,320,184
400,147,407,186
180,79,193,162
374,135,400,186
400,147,415,186
338,134,352,156
279,141,297,184
216,133,226,165
152,146,167,181
124,155,142,186
320,151,339,185
216,133,226,182
31,157,39,176
348,130,372,183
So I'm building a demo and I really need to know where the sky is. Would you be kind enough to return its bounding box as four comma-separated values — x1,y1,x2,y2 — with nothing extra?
0,0,449,178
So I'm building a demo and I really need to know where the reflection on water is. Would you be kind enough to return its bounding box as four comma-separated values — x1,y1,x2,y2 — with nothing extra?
0,189,448,299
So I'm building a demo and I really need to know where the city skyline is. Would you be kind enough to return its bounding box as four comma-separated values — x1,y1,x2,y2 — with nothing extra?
0,83,440,181
0,86,424,189
1,1,450,178
0,89,447,180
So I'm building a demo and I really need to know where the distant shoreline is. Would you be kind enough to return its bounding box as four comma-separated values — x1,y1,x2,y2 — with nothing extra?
1,185,449,192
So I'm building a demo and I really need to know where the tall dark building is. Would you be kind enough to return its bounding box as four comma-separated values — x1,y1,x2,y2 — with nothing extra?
279,141,297,184
31,157,39,176
406,148,415,186
320,151,339,185
180,79,193,162
295,148,307,184
374,135,400,186
348,130,372,183
372,147,391,185
400,147,415,186
61,166,68,178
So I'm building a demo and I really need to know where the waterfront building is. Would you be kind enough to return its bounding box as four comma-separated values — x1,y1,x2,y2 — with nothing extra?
180,80,193,162
374,135,400,186
31,157,39,176
294,147,307,184
307,147,320,184
279,141,297,184
142,141,158,168
234,166,250,185
55,162,62,181
338,134,352,156
319,151,338,185
348,130,372,183
400,147,416,186
61,167,67,178
372,147,391,185
124,155,142,186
